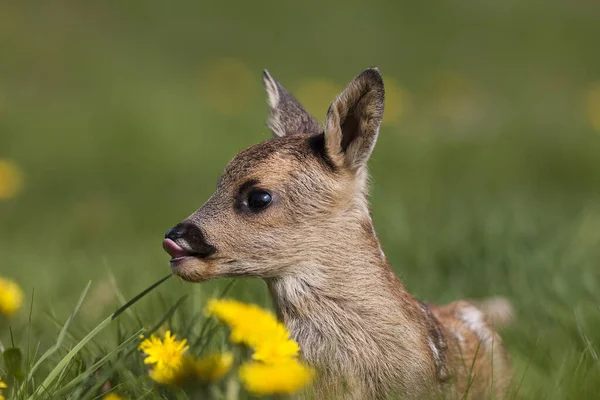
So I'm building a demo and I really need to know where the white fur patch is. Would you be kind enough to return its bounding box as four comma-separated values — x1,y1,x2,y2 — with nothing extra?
265,84,280,109
262,71,285,137
428,338,441,364
459,306,493,349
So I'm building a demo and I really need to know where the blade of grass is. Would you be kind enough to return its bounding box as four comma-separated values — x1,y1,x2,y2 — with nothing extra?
144,295,188,337
111,274,172,320
461,339,482,400
575,308,598,362
191,279,236,350
25,288,35,394
80,292,189,400
20,281,91,392
53,328,145,397
43,313,93,351
105,264,141,325
512,338,539,399
29,274,171,399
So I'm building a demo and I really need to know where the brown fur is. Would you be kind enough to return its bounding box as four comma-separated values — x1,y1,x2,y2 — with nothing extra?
164,68,513,399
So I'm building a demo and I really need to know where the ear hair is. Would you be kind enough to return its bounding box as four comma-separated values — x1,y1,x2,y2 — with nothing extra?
263,70,321,138
324,68,385,172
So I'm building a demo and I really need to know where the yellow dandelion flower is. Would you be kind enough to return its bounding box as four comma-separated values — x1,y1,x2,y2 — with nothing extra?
149,352,233,386
139,330,189,370
206,298,296,358
0,378,7,400
229,311,284,349
148,355,196,385
0,277,24,317
102,393,127,400
0,159,24,200
239,359,314,395
206,298,278,340
139,331,232,385
195,352,233,382
252,333,299,364
205,298,243,324
139,330,194,385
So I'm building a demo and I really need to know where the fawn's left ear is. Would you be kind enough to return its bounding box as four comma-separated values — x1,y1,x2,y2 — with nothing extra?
263,70,321,138
323,68,384,172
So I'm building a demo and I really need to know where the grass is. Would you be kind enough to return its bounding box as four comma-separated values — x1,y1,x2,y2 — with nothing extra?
1,0,600,398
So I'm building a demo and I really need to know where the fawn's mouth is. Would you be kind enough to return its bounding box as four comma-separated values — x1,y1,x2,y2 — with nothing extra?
163,238,217,282
163,238,199,263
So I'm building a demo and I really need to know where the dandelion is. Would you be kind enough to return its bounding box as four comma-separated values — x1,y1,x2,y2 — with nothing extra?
0,159,24,200
207,298,315,394
102,393,127,400
252,329,299,363
206,298,299,363
139,330,191,385
147,356,196,385
0,379,7,400
206,299,281,344
195,352,234,382
0,277,23,317
139,330,189,370
239,359,314,395
139,331,232,385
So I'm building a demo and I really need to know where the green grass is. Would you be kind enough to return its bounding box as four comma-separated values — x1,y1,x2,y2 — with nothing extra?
1,0,600,398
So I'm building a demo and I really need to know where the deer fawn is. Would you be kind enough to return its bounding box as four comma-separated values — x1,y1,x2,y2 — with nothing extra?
163,68,513,399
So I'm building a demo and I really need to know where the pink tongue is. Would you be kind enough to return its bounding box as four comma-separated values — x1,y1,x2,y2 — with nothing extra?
162,238,190,258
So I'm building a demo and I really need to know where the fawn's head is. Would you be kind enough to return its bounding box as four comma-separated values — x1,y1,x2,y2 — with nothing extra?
163,68,385,282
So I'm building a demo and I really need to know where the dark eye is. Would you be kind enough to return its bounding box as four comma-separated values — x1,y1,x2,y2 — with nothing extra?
247,189,272,211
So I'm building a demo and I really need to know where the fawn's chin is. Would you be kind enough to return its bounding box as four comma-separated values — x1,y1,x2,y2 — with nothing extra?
169,256,214,282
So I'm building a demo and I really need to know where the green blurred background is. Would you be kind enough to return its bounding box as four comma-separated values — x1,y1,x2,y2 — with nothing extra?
2,0,600,397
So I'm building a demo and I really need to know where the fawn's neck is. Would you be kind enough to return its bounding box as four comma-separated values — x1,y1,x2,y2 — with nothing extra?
266,223,428,367
266,213,449,398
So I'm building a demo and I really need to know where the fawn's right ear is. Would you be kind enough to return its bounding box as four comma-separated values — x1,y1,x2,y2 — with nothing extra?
263,70,321,138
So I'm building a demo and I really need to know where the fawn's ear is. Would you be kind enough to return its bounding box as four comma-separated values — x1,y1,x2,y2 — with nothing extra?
323,68,384,172
263,70,321,137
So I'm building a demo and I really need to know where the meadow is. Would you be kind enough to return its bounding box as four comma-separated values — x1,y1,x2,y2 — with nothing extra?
1,1,600,398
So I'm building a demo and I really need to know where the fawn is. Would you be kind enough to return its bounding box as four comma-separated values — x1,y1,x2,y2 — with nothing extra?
163,68,513,399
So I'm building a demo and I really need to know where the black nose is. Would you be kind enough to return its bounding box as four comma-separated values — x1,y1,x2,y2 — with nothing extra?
164,222,216,259
165,224,188,240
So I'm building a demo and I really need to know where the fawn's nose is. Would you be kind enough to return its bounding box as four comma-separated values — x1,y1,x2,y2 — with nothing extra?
163,222,217,259
165,224,187,241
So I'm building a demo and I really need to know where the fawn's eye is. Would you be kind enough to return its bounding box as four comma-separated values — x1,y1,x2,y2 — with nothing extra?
246,189,272,211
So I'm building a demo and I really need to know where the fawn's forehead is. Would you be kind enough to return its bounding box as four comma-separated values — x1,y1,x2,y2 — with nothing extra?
219,135,326,188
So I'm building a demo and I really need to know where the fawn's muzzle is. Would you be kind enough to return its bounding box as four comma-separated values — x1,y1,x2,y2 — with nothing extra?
163,222,216,260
